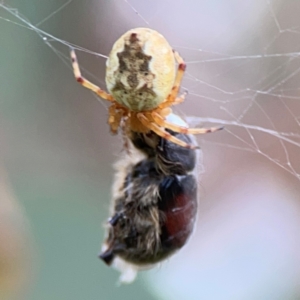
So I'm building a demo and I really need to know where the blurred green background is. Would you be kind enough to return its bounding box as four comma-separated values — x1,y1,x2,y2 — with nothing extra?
1,1,156,299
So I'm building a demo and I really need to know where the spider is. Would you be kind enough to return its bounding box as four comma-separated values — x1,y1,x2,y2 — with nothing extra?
71,28,222,149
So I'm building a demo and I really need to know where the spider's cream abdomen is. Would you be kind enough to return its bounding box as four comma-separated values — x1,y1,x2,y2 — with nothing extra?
105,28,176,111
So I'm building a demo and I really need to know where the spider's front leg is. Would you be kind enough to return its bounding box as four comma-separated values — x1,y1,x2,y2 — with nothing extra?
70,49,114,101
137,113,199,149
156,51,187,111
108,104,126,134
158,91,188,110
164,51,186,105
151,110,223,135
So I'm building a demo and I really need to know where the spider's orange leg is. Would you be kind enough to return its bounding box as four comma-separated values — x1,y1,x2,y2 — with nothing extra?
108,104,125,134
164,51,186,104
70,50,114,101
137,113,199,149
120,118,132,154
158,91,187,109
151,111,223,135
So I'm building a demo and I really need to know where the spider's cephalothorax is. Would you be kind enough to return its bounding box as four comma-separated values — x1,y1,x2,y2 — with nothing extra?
99,115,201,283
71,28,222,149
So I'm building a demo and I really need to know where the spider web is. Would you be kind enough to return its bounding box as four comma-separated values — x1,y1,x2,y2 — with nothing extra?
1,1,300,299
0,0,299,181
0,0,300,183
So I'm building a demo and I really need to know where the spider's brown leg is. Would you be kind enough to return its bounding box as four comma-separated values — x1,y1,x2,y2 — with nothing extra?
158,91,187,109
164,51,186,104
151,111,223,135
70,50,114,101
137,113,199,149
